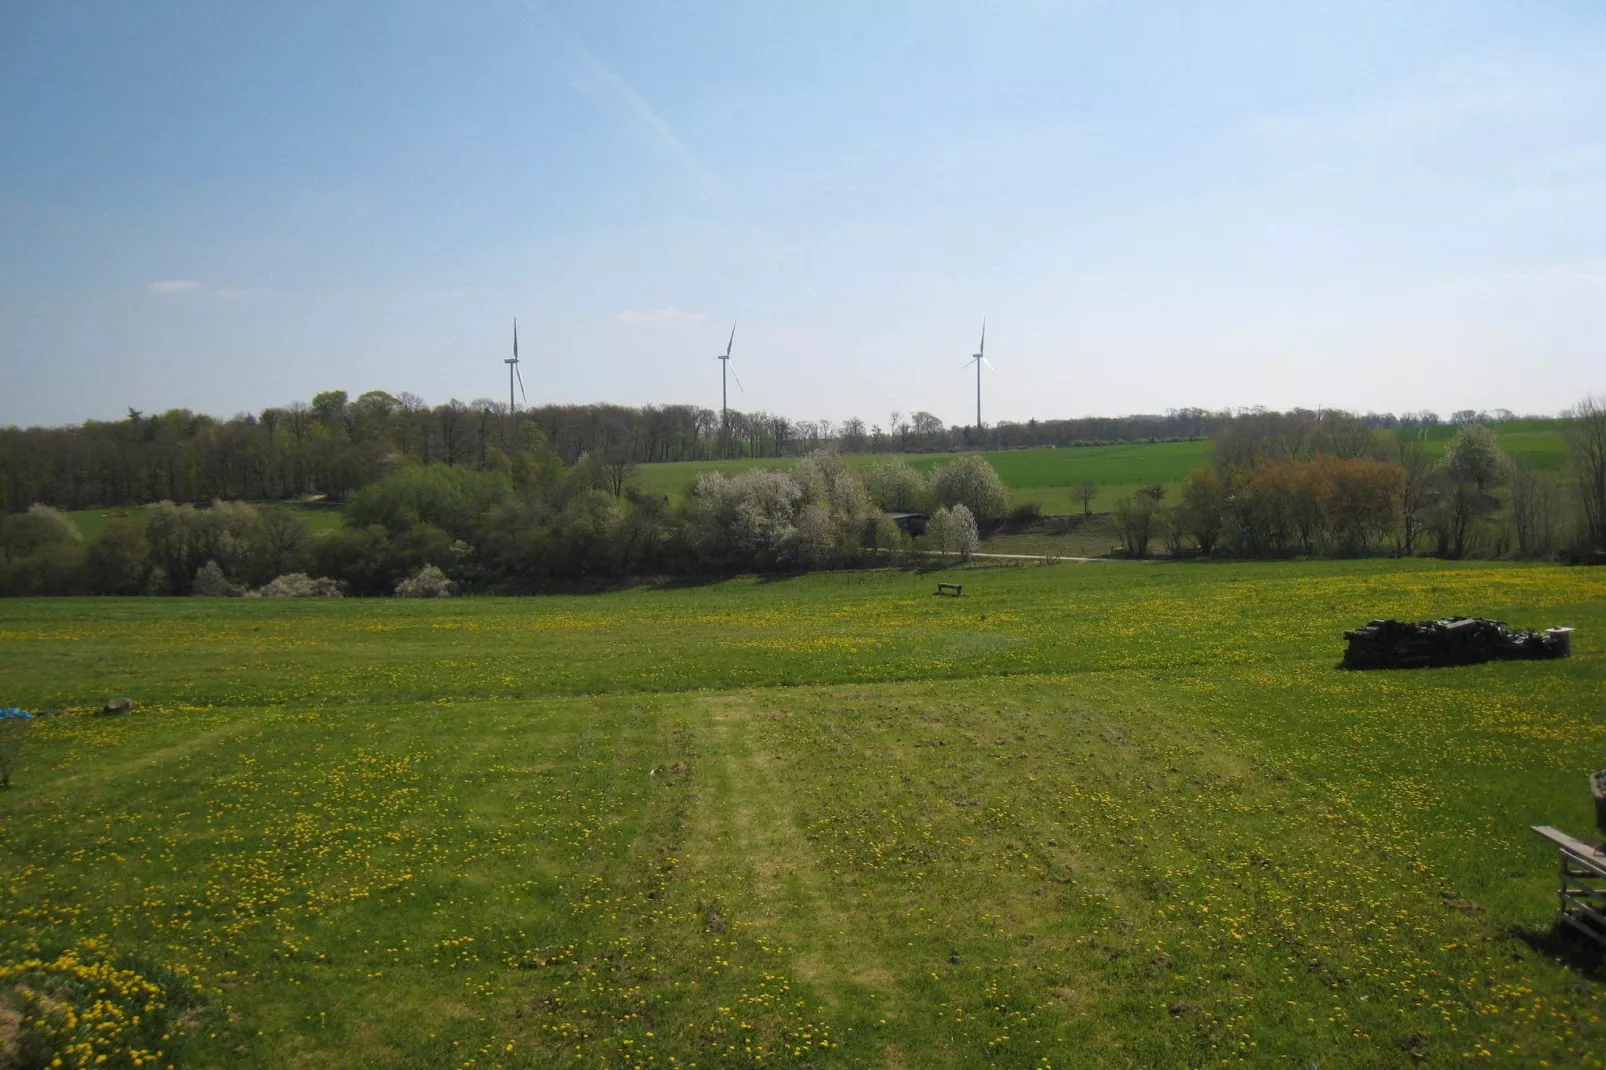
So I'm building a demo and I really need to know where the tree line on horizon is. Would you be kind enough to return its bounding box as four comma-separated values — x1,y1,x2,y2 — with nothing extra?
1,398,1601,598
0,387,1552,514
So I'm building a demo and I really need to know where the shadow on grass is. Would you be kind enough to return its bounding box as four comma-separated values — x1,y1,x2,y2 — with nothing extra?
1511,922,1605,979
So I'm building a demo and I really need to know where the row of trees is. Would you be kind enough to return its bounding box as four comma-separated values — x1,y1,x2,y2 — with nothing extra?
7,386,1547,515
0,448,1014,596
1109,399,1606,559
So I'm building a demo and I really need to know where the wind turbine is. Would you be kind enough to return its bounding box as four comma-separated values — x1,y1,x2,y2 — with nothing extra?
962,320,993,429
716,321,742,453
505,319,526,418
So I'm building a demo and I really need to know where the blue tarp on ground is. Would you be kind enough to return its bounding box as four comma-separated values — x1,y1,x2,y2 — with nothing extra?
0,708,34,719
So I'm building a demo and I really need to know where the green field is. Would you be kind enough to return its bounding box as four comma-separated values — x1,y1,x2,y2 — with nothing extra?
634,421,1568,515
64,500,347,541
631,443,1209,514
2,559,1603,1068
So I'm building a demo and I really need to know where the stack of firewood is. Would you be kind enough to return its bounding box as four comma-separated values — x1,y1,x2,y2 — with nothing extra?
1342,617,1567,670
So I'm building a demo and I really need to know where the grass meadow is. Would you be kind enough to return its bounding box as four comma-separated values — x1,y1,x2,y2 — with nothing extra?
2,558,1603,1068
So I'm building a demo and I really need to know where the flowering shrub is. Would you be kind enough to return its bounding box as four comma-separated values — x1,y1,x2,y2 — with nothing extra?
929,503,979,561
395,564,454,598
192,559,244,597
254,573,343,598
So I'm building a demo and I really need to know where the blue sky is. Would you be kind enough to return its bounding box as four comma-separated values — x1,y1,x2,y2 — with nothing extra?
2,1,1603,428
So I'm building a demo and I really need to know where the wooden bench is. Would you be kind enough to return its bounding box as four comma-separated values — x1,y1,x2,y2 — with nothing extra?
936,582,963,597
1533,825,1606,946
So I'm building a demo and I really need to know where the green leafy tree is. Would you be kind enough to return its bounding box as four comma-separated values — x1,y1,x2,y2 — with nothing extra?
86,518,151,594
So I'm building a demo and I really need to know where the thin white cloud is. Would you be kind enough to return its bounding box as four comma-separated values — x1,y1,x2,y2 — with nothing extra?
147,279,200,294
615,306,706,326
519,1,721,194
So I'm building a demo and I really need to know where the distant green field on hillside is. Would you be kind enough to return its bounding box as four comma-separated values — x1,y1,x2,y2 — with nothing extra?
635,421,1567,514
632,441,1210,514
64,500,346,540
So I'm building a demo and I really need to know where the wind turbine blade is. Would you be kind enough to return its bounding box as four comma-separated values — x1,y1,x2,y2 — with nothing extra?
961,358,976,370
979,319,986,357
983,357,996,372
729,363,744,392
513,318,519,359
515,362,527,402
725,321,736,358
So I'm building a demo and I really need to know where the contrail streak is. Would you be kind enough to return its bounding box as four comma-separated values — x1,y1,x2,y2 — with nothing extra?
517,0,721,194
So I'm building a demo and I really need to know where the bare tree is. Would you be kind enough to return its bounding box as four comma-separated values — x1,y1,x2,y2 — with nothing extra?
471,399,502,467
1394,428,1433,553
1566,395,1606,549
602,444,637,497
438,400,466,465
1510,460,1561,557
1074,479,1098,517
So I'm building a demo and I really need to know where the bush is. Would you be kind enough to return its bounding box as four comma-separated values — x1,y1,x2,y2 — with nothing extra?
1006,502,1042,531
0,540,88,596
86,517,150,594
193,560,244,597
346,464,512,541
0,505,87,595
395,564,454,597
255,573,343,598
1,504,82,559
314,523,452,596
1113,494,1158,558
932,454,1009,523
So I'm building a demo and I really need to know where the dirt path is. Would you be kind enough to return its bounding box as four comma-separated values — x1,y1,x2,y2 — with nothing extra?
921,549,1123,563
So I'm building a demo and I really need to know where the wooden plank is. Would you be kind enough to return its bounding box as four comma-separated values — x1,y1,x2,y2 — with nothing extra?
1532,825,1606,875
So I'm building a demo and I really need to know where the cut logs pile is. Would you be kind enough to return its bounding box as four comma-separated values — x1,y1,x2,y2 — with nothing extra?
1342,617,1571,670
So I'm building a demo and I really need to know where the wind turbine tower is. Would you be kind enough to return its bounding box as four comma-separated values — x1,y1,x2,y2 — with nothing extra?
505,319,526,419
716,321,742,453
964,321,993,429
